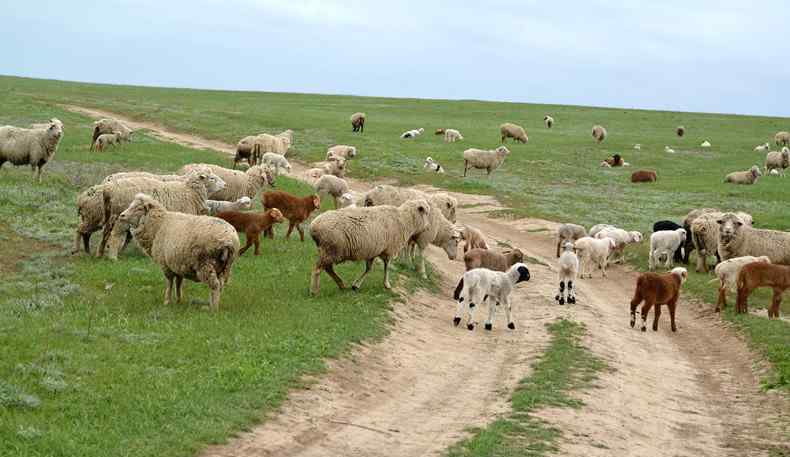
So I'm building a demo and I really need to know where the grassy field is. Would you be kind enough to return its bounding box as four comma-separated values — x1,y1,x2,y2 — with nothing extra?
0,93,425,457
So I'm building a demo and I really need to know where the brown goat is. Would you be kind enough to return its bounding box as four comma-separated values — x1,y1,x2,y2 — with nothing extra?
217,208,284,256
631,170,657,183
736,262,790,318
463,248,524,272
261,191,321,241
630,267,687,332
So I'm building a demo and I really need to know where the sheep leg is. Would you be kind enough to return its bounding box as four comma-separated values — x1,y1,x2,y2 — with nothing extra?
736,286,750,314
163,273,174,305
556,240,561,258
352,259,375,290
484,297,496,331
252,232,261,255
770,289,782,319
310,264,322,295
96,216,117,258
463,160,468,177
630,295,642,328
504,296,515,330
239,233,253,256
567,280,576,304
381,255,393,289
466,290,482,330
285,222,295,240
640,300,654,332
106,221,130,260
453,299,467,327
556,280,565,304
72,230,84,255
296,224,305,242
668,299,678,332
652,304,662,331
416,244,428,280
324,264,346,290
175,276,183,303
648,250,655,271
197,264,222,311
600,257,608,278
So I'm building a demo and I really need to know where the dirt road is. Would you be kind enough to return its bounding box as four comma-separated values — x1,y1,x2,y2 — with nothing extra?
66,106,789,457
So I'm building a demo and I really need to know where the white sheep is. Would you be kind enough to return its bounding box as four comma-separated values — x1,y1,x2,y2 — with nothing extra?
764,148,789,176
754,142,770,152
701,140,712,147
350,112,366,132
362,185,457,222
544,115,554,129
633,144,641,150
664,146,676,154
724,165,761,184
444,129,463,143
91,118,131,150
326,145,357,160
689,211,753,272
555,241,579,305
595,228,643,264
424,156,445,173
588,224,616,238
206,196,252,216
0,120,64,182
260,152,291,175
500,123,529,143
649,228,687,271
400,128,425,139
304,167,326,182
574,236,617,278
717,212,790,265
313,174,349,208
769,169,780,176
337,192,358,209
317,157,347,178
94,133,121,152
462,146,510,177
452,263,531,331
592,125,607,143
711,255,772,312
775,131,790,147
179,163,275,201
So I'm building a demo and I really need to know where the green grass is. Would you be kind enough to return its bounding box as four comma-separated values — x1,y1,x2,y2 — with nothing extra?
0,96,429,457
446,320,606,457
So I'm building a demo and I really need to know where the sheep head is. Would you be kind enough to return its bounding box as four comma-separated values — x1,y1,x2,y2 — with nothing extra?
750,165,762,178
268,208,285,223
119,193,160,227
717,213,745,244
249,165,276,188
511,263,531,284
676,228,687,243
442,231,461,260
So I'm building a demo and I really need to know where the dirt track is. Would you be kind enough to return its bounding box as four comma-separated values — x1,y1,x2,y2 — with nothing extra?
67,106,790,457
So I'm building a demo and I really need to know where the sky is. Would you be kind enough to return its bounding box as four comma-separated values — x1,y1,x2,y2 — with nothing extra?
3,0,788,117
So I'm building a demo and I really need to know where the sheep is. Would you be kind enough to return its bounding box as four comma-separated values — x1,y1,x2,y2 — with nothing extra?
556,223,587,258
629,267,688,332
724,165,761,184
588,224,616,238
594,228,643,264
690,211,753,272
701,140,712,148
313,174,349,208
424,156,445,173
711,256,771,312
500,123,528,143
676,126,685,137
631,170,657,183
94,133,121,152
73,178,146,255
769,168,780,176
309,199,432,294
600,153,628,168
682,208,720,264
304,167,326,182
460,225,488,253
260,152,291,176
764,148,789,176
350,112,366,133
463,248,524,272
400,128,425,139
326,145,357,161
452,263,531,331
317,157,347,178
252,134,290,164
591,125,607,143
775,131,790,147
234,135,257,168
555,241,579,305
91,118,131,150
261,191,321,241
276,129,294,146
633,144,641,150
406,207,461,279
362,184,457,223
664,146,676,154
337,192,358,209
544,115,554,129
754,142,770,152
217,208,285,256
574,236,617,278
0,120,64,182
444,128,463,143
103,171,184,183
736,262,790,318
717,212,790,265
649,228,687,271
206,196,252,216
462,146,510,177
652,220,686,264
118,193,239,310
179,163,275,201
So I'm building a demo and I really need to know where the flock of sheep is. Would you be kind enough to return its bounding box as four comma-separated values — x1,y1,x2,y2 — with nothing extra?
0,110,788,331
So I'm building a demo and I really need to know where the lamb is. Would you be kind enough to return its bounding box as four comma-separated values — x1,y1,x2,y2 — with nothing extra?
261,191,321,241
206,196,252,216
103,171,184,183
463,248,524,272
588,224,616,238
754,142,770,152
769,169,780,176
556,223,587,258
318,157,347,178
682,208,720,264
117,193,239,310
313,174,349,208
94,133,121,152
594,228,643,264
217,208,285,256
676,126,685,137
0,120,64,182
716,212,790,265
712,256,771,312
91,118,131,150
629,267,688,332
444,128,463,143
701,140,712,147
452,263,531,331
631,170,657,183
652,220,686,264
304,167,326,182
555,241,579,305
260,152,291,175
649,228,687,271
234,135,257,167
633,144,642,150
736,262,790,318
462,146,510,177
179,163,275,201
592,125,607,143
690,211,753,272
424,156,445,173
362,184,457,222
775,131,790,147
544,115,554,129
309,199,432,294
500,123,528,143
460,225,488,253
400,128,425,139
326,145,357,161
724,165,761,184
350,112,366,133
764,148,789,176
574,236,617,278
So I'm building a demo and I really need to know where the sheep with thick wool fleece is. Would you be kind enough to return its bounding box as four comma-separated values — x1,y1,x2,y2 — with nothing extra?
179,163,275,201
103,171,185,184
500,123,528,143
260,152,291,175
717,212,790,265
574,236,617,278
0,121,63,182
337,192,358,209
724,165,761,184
313,174,349,208
649,228,687,270
775,131,790,147
91,118,131,150
452,263,531,331
362,184,457,222
592,125,607,143
556,223,587,258
350,112,366,132
690,211,753,272
462,146,510,177
326,145,357,161
764,148,789,176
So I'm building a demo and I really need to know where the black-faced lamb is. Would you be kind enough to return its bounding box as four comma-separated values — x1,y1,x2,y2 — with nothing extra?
555,241,579,305
453,263,530,331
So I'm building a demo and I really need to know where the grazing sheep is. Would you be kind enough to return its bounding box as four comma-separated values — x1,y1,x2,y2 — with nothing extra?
0,120,64,182
588,224,616,238
350,112,366,133
337,192,358,209
234,135,257,168
94,133,121,152
775,131,790,147
717,212,790,265
630,267,688,332
424,156,445,173
544,115,554,129
314,174,349,208
500,123,528,143
592,125,607,143
724,165,761,184
261,191,321,241
764,148,789,176
276,129,294,146
555,241,579,305
179,163,275,201
631,170,657,183
206,196,252,216
463,248,524,272
652,220,686,264
400,128,425,139
118,194,239,310
103,171,184,183
664,146,676,154
754,142,770,152
444,128,463,143
595,228,643,264
91,118,131,150
701,140,711,147
649,229,687,271
217,208,285,256
406,207,461,278
362,184,457,222
574,236,617,278
452,263,531,331
676,126,685,137
309,199,432,294
556,223,587,258
326,145,357,161
460,225,488,253
712,255,771,312
462,146,510,177
260,152,291,175
736,262,790,318
690,211,753,272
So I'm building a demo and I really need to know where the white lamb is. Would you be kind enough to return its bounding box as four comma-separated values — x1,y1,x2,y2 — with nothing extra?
633,144,642,150
701,140,712,147
555,241,579,305
444,129,463,143
754,142,770,152
649,228,687,271
664,146,676,154
261,152,291,175
424,156,445,173
574,236,617,278
400,128,425,139
595,228,643,264
711,255,772,312
452,263,531,331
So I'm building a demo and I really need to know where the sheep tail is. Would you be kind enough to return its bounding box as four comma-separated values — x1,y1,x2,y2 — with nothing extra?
453,278,464,301
693,230,706,255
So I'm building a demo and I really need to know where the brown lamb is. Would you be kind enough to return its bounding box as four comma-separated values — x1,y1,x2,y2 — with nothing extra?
631,170,657,183
463,248,524,272
630,267,687,332
261,191,321,241
217,208,285,256
736,262,790,318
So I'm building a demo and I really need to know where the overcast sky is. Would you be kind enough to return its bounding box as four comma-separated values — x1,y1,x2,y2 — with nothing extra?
3,1,788,117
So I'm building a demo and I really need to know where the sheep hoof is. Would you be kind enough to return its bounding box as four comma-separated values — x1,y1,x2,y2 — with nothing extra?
453,317,461,326
671,326,677,332
484,323,492,331
558,297,565,305
641,326,646,332
507,322,515,330
351,285,359,291
554,294,560,301
568,297,576,304
467,323,475,331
